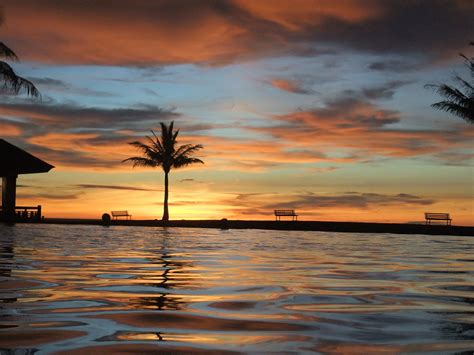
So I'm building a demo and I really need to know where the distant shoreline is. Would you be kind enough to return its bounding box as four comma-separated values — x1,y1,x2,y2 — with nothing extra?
33,218,474,237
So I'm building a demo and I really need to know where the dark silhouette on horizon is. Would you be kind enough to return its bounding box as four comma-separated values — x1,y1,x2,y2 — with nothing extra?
0,9,39,97
426,42,473,123
0,139,54,222
123,121,204,221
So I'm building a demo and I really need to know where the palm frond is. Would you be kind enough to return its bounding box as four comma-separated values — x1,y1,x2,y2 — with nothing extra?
426,42,473,124
431,101,474,123
128,141,155,154
173,156,204,169
173,143,202,158
173,143,204,168
0,61,40,97
160,122,169,142
149,130,165,153
14,76,40,97
121,156,157,168
0,42,18,61
454,75,473,93
172,128,180,143
123,121,204,170
160,121,174,152
431,84,467,104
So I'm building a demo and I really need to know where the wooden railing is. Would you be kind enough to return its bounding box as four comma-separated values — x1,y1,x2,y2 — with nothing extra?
16,205,42,222
0,205,42,222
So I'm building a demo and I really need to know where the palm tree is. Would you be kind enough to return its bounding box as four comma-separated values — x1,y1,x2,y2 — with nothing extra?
0,11,39,97
123,121,204,221
426,42,473,124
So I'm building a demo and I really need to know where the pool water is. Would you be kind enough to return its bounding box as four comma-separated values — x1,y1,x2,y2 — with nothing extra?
0,224,473,354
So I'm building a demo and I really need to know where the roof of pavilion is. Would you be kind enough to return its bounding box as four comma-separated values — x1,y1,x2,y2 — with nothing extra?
0,139,54,176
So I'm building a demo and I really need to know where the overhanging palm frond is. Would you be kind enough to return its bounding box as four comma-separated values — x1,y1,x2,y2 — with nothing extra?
431,101,474,123
454,76,473,92
426,42,473,124
0,8,40,98
428,84,467,104
0,42,18,60
426,82,474,123
0,61,40,97
13,76,40,97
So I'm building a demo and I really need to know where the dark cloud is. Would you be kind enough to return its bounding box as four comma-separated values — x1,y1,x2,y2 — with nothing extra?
28,77,68,88
179,123,217,132
265,192,435,209
143,88,160,97
74,184,158,191
368,60,419,72
430,151,474,166
247,85,473,164
221,191,436,217
2,1,471,66
97,67,171,83
0,99,179,131
0,100,214,168
316,2,473,60
361,80,412,100
311,94,401,128
24,144,124,169
28,76,116,97
310,166,339,173
338,80,412,102
17,193,81,200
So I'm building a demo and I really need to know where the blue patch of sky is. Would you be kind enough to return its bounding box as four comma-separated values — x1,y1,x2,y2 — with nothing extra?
15,49,469,138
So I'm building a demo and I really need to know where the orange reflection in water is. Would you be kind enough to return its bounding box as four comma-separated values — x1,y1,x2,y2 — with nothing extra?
1,224,473,353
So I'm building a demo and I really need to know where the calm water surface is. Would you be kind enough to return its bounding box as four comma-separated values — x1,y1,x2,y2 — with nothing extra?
0,224,473,354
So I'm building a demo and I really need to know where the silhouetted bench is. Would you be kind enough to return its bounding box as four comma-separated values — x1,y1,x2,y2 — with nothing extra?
274,209,298,221
111,210,132,220
425,212,451,225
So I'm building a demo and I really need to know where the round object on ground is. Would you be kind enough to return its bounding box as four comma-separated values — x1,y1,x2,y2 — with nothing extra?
220,218,229,230
102,213,111,225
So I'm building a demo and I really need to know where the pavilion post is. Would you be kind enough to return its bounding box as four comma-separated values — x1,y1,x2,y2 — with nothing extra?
2,175,17,221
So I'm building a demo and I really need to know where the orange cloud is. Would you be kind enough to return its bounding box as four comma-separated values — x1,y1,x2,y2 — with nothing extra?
234,0,384,30
0,122,22,136
248,95,474,163
269,78,313,94
1,1,471,66
25,133,137,170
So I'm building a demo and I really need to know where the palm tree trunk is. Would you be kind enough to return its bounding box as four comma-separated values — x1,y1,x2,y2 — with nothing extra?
162,171,169,221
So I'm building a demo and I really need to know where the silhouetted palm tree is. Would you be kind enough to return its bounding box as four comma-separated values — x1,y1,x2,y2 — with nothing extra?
123,121,204,221
0,11,39,97
426,42,473,124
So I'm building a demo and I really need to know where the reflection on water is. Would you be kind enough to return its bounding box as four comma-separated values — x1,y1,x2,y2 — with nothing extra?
0,224,473,354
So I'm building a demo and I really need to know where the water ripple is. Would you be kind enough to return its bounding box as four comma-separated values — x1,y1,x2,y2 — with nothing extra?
0,224,473,354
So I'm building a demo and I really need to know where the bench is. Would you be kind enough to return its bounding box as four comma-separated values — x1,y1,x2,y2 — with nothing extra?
425,212,451,225
274,209,298,221
111,210,132,220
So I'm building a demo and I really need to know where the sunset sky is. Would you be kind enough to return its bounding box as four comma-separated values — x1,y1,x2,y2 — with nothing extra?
1,0,473,224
